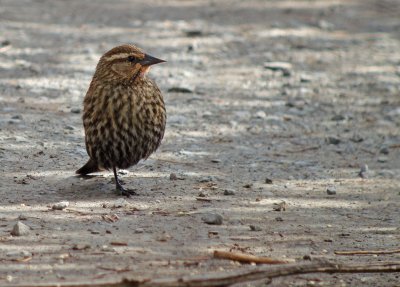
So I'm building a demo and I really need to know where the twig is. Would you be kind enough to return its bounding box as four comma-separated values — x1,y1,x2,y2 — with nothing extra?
359,147,376,155
285,146,320,153
335,249,400,255
65,208,92,216
9,261,400,287
0,44,12,52
196,197,212,202
213,250,291,264
97,266,132,273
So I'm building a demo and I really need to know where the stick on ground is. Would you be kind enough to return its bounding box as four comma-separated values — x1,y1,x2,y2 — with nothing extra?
9,261,400,287
213,250,292,264
335,249,400,255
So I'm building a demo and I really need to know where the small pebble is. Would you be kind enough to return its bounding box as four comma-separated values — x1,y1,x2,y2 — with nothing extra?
255,110,267,119
198,191,207,197
358,164,369,178
201,213,223,225
185,30,203,37
326,136,341,145
72,244,91,250
11,115,23,120
199,176,213,183
265,178,273,184
6,250,32,260
70,108,81,114
168,87,193,93
275,217,283,222
64,125,75,130
377,156,388,163
52,201,69,210
300,74,313,83
157,232,172,242
350,134,363,143
249,225,262,231
379,146,389,155
113,198,129,208
18,214,27,220
169,173,178,180
318,20,335,30
100,245,115,252
273,201,286,211
331,114,345,121
326,186,336,195
264,61,292,76
224,189,235,196
303,254,312,260
11,221,30,236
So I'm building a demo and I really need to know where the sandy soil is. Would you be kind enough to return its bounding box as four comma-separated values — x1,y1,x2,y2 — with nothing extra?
0,0,399,286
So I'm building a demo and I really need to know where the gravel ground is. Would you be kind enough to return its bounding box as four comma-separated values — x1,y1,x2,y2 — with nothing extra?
0,0,399,286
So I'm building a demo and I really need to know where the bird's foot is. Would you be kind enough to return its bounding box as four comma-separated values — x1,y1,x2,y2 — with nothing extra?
116,183,137,197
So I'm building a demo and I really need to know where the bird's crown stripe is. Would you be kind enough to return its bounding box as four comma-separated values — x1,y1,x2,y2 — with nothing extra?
104,53,131,61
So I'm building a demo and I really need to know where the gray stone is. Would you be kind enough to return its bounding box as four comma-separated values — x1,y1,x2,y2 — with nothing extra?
64,125,75,130
273,201,286,211
331,114,345,121
117,169,129,175
224,189,235,196
300,74,313,83
6,250,32,260
185,30,203,37
379,146,389,155
377,156,388,163
201,213,223,225
327,137,341,145
11,221,30,236
265,178,273,184
113,198,129,208
70,108,81,114
168,87,193,93
318,20,335,30
249,225,262,231
18,214,27,220
264,61,292,76
254,110,267,119
11,115,23,120
199,176,213,183
52,201,69,210
326,186,336,195
358,164,369,178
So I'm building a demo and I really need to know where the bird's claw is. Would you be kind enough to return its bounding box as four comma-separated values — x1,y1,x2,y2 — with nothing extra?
116,184,137,197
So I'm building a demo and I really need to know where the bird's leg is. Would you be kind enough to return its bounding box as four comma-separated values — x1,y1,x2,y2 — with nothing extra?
113,166,137,197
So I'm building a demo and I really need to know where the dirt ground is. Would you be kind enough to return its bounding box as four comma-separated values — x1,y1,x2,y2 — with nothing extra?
0,0,399,286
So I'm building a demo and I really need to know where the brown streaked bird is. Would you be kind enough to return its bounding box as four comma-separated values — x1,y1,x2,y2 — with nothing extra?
76,44,166,196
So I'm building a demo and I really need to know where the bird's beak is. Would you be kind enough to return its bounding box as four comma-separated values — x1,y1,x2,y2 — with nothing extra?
139,54,166,66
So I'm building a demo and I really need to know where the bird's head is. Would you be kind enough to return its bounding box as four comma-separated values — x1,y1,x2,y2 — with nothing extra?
94,44,165,83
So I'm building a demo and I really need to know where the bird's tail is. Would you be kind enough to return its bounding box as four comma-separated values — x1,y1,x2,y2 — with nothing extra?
76,158,102,175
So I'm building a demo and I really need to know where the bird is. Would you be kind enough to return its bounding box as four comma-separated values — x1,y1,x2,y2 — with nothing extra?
76,44,166,196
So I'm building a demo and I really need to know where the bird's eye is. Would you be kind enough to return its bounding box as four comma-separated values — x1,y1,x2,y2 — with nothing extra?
127,56,137,62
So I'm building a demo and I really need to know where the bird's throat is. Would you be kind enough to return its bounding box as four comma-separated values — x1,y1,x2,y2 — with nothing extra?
130,70,141,83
